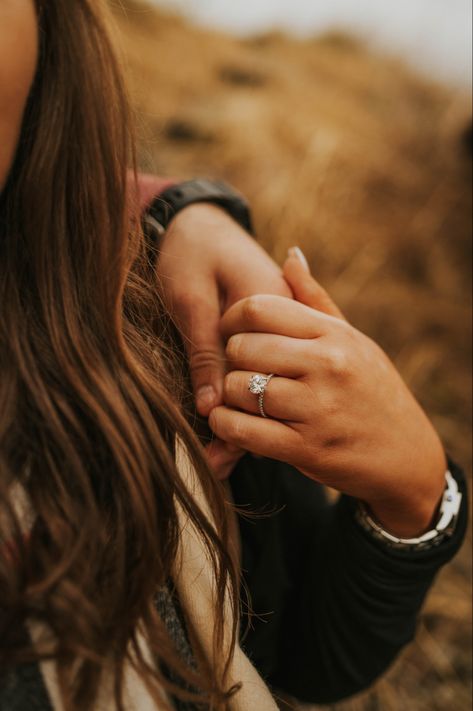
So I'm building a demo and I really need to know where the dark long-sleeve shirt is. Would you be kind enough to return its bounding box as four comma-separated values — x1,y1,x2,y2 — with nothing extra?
230,455,468,704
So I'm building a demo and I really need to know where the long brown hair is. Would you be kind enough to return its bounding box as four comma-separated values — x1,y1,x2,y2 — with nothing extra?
0,1,238,708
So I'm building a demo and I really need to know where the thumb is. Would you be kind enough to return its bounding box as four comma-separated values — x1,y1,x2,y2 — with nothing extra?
183,286,226,417
283,247,345,320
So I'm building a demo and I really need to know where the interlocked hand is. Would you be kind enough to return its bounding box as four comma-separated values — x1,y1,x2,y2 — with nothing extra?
209,251,446,538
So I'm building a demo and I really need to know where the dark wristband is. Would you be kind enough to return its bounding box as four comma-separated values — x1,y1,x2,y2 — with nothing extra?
146,178,254,239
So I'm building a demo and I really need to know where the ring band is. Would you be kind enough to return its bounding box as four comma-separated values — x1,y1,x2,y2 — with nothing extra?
248,373,275,418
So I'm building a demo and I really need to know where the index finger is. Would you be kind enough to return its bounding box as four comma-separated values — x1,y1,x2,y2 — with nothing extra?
220,294,337,341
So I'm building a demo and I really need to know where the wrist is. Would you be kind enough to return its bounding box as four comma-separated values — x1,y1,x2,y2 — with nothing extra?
364,459,447,539
366,490,444,539
167,201,242,233
161,202,254,266
367,432,448,538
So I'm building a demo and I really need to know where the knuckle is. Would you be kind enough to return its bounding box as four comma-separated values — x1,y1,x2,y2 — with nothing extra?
226,334,244,363
189,348,222,372
242,295,264,325
325,346,351,378
228,417,249,447
209,409,248,448
322,394,341,419
208,409,219,432
305,386,338,422
223,371,239,399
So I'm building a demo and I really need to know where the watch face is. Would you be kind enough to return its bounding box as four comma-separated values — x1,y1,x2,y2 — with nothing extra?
437,471,462,532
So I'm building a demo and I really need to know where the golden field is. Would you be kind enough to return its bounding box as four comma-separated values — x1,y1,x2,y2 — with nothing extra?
113,2,472,708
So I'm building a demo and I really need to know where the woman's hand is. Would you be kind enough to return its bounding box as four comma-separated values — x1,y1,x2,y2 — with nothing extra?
209,251,447,538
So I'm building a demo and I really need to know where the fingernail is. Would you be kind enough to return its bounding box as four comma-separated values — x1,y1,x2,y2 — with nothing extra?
196,385,217,414
289,246,310,272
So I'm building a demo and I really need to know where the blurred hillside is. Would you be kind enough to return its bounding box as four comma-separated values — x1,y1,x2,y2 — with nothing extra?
112,1,471,709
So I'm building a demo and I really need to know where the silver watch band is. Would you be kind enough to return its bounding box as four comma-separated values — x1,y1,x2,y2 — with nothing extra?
355,470,462,552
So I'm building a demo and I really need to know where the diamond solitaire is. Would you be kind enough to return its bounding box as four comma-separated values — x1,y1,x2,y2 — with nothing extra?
248,374,271,395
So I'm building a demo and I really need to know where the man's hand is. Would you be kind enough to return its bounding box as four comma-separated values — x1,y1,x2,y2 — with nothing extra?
156,202,292,476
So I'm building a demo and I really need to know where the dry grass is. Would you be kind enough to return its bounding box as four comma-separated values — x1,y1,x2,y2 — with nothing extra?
112,2,472,708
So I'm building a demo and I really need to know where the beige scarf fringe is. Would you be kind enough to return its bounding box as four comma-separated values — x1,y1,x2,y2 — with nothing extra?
173,441,279,711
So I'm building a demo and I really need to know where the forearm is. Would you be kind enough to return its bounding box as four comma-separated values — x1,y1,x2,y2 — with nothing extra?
269,460,468,704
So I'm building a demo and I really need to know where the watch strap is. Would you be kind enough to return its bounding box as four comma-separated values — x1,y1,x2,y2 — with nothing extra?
355,470,462,552
147,178,254,236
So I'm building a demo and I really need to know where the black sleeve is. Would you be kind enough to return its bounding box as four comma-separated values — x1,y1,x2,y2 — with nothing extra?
0,663,53,711
230,456,468,705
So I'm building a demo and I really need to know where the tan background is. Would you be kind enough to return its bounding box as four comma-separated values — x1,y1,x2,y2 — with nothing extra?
113,2,472,708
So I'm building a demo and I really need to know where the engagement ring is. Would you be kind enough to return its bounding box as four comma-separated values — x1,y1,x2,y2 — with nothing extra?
248,373,274,418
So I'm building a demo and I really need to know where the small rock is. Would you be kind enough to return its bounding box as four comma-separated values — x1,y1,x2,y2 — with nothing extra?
219,65,267,88
164,119,215,144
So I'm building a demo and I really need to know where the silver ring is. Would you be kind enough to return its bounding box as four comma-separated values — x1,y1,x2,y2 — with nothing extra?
248,373,274,418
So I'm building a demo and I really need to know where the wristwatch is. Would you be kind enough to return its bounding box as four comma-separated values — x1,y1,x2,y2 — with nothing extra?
144,178,254,241
355,470,462,552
